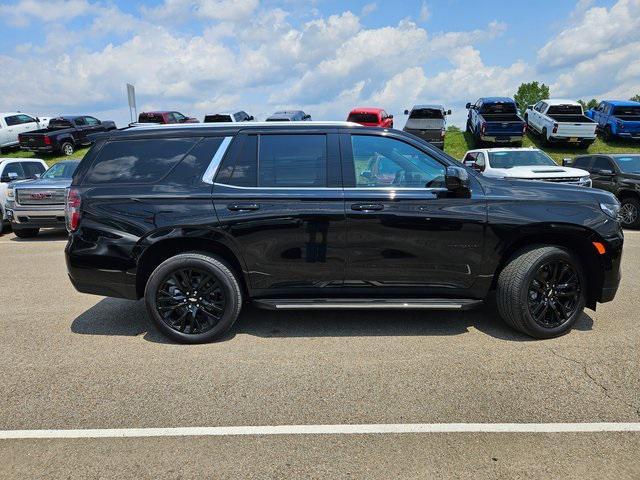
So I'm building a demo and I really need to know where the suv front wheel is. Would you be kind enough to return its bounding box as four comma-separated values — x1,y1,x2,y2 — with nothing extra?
497,246,586,339
144,252,243,343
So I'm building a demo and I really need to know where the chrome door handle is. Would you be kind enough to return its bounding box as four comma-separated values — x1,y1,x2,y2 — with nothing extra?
351,203,384,211
227,203,260,211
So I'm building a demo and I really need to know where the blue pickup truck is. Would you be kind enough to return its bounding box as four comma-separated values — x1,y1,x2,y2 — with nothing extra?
586,100,640,141
465,97,526,146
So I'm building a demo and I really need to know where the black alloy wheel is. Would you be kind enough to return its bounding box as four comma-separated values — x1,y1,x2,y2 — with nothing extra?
527,260,581,329
619,199,640,228
155,268,226,335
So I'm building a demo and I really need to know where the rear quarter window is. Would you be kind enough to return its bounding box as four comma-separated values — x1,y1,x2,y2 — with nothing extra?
84,137,201,184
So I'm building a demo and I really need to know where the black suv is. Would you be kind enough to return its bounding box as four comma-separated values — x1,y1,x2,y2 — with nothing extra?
65,122,623,343
570,154,640,228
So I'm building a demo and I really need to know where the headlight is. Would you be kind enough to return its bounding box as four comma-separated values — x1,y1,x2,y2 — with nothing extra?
600,202,620,219
579,176,592,187
6,188,14,199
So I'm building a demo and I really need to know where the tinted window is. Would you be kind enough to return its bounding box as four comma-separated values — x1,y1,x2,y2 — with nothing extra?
227,135,257,186
22,162,46,178
573,157,592,169
84,116,100,125
258,135,326,187
2,162,25,179
547,105,583,115
348,113,379,123
49,118,73,128
592,157,613,171
480,102,517,114
612,106,640,116
5,115,20,126
139,113,164,124
409,108,443,119
85,137,200,184
74,117,87,126
204,114,232,123
351,135,446,188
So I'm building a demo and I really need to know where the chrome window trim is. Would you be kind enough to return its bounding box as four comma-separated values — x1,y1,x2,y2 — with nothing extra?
213,182,447,193
202,136,233,185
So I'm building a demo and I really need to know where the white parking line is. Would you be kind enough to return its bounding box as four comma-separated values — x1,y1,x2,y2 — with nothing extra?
2,423,640,440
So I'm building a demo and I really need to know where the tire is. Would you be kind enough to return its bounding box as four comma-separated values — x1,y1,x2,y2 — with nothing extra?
496,245,586,339
619,197,640,228
541,128,549,146
61,142,75,156
603,126,612,142
144,252,243,343
578,140,593,150
13,227,40,238
1,221,10,234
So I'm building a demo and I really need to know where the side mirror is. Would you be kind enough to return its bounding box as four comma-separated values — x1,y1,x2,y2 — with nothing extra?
447,109,452,115
388,114,393,119
465,103,471,109
36,116,40,122
527,105,533,110
472,163,484,173
404,109,409,115
360,171,372,179
248,116,254,121
562,158,572,166
1,172,18,183
303,114,311,120
445,166,470,195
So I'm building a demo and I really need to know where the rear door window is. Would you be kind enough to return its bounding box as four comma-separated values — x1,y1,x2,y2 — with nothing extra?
22,162,46,178
5,115,20,126
258,134,327,187
85,137,201,184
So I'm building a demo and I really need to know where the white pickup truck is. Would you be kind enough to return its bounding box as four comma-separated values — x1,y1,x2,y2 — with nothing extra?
524,99,597,149
0,113,51,152
461,147,592,187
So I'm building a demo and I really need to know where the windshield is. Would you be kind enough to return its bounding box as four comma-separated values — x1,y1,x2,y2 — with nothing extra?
613,155,640,174
613,106,640,117
480,102,517,114
348,113,379,123
488,150,557,169
409,108,443,119
42,162,78,179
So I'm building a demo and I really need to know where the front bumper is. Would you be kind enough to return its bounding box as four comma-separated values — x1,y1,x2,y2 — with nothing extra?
8,205,66,227
616,132,640,140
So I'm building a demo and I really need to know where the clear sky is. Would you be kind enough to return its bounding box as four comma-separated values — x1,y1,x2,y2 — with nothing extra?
0,0,637,128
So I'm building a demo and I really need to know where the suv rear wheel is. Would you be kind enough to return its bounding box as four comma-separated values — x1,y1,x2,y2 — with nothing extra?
497,246,585,339
12,227,39,238
144,252,243,343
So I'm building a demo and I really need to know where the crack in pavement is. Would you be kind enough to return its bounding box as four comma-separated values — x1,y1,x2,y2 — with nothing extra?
549,348,640,419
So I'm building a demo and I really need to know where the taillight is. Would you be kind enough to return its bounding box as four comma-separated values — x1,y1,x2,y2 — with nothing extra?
552,123,558,134
65,187,81,232
481,122,487,134
522,123,527,134
441,129,446,138
44,135,51,145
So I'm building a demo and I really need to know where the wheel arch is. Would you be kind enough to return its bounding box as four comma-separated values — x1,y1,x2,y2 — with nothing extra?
135,235,248,299
617,189,640,202
492,228,605,309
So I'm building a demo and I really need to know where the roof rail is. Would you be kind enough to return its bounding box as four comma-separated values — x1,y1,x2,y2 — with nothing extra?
127,121,362,129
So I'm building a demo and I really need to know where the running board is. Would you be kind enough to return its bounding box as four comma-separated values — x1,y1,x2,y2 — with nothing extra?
252,298,483,311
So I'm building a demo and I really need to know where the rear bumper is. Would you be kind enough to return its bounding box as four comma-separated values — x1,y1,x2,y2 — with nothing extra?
615,132,640,140
20,145,54,153
65,232,139,300
480,134,523,143
548,135,595,143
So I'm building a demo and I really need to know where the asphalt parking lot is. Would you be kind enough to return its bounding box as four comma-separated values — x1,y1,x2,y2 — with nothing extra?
1,229,639,479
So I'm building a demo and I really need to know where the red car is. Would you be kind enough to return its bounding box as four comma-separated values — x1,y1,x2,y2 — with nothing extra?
347,107,394,128
138,111,199,124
